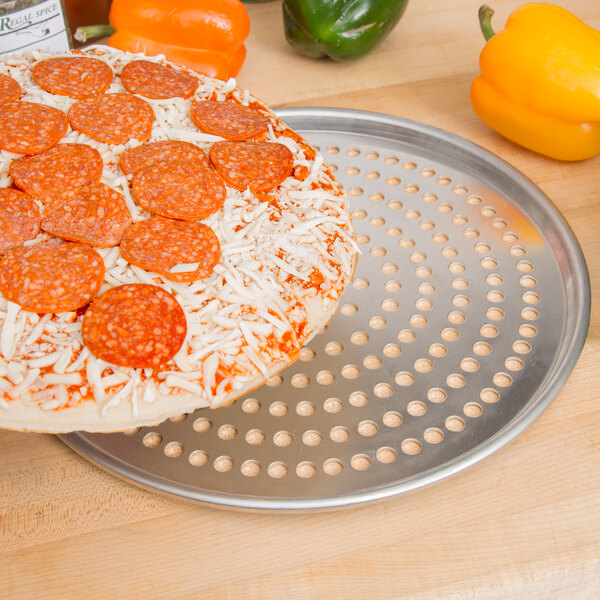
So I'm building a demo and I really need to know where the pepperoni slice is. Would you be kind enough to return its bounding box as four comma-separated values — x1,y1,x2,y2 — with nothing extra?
0,188,41,254
0,101,68,154
119,140,209,175
132,158,226,220
120,60,198,100
32,56,113,99
0,74,21,104
42,182,132,248
120,217,220,282
68,93,154,145
190,100,270,140
0,241,104,313
82,284,187,369
10,143,103,204
209,141,294,192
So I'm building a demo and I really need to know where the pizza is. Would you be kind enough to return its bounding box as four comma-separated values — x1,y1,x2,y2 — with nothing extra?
0,46,356,433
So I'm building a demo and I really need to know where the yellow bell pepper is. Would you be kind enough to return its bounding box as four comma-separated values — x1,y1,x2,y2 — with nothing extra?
470,3,600,161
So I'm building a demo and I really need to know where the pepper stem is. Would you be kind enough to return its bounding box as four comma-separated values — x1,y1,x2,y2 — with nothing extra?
478,5,496,41
74,24,115,44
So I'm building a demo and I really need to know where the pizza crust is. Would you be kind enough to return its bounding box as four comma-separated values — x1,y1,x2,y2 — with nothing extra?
0,46,356,433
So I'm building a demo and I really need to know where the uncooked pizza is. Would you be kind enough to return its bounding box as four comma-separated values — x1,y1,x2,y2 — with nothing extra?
0,46,356,433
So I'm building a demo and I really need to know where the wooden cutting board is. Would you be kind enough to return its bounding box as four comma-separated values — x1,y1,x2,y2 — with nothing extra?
2,1,600,598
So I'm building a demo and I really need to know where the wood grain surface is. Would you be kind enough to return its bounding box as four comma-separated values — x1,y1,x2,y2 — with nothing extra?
2,1,600,598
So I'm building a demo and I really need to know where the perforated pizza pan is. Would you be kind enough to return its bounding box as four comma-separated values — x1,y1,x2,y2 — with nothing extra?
60,108,590,512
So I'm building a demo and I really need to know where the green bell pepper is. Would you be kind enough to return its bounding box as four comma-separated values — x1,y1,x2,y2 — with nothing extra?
282,0,410,61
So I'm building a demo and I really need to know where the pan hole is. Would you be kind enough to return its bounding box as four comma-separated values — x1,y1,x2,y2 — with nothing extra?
445,416,465,432
299,348,316,362
376,447,397,464
438,203,452,213
452,278,469,290
188,450,208,467
325,146,339,154
370,246,387,258
246,428,265,445
502,231,519,243
473,341,492,356
407,401,427,416
404,184,419,194
395,371,415,386
428,388,447,403
217,424,237,440
474,242,491,254
492,218,508,230
369,316,387,329
348,187,363,196
409,314,428,328
266,374,283,387
452,295,470,307
324,397,343,413
481,257,498,270
437,176,451,185
325,342,344,358
374,383,394,398
448,311,466,324
487,290,505,303
461,358,480,372
143,432,162,448
432,233,448,244
364,355,382,370
480,206,496,217
486,307,504,320
422,193,438,204
213,455,233,473
467,194,482,206
386,226,402,237
486,273,504,286
480,324,499,338
419,282,436,294
447,373,466,388
453,185,468,195
365,151,379,159
510,245,527,257
385,154,399,164
273,430,293,447
414,358,433,373
369,192,384,203
296,401,315,416
352,208,367,219
342,364,360,379
330,426,350,443
192,417,212,433
448,261,466,274
520,275,538,288
519,324,538,337
513,340,531,354
383,343,402,357
416,266,433,278
410,252,427,263
323,458,344,476
269,401,288,416
421,168,435,177
424,428,444,444
405,210,421,222
356,233,370,245
291,373,310,388
384,280,402,293
267,462,288,479
387,199,403,210
369,216,385,227
441,327,459,341
505,357,524,371
399,237,415,249
415,298,433,311
464,403,482,418
398,329,416,343
382,299,399,312
517,260,534,272
341,303,358,316
522,292,540,305
349,391,369,407
316,370,335,385
402,160,417,170
241,460,261,478
382,262,398,274
302,430,322,447
386,176,401,186
366,170,380,180
169,414,187,423
346,147,360,156
493,372,513,387
358,420,378,437
296,461,316,479
481,388,500,403
452,215,468,226
351,454,371,471
429,343,447,357
442,247,459,259
463,227,480,239
419,219,435,231
123,427,141,435
353,278,370,290
401,439,422,455
383,411,403,427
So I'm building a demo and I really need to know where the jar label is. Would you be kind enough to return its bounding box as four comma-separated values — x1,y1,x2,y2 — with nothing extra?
0,0,70,54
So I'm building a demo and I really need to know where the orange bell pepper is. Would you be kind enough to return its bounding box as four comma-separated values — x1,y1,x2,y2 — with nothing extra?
75,0,250,81
470,3,600,161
